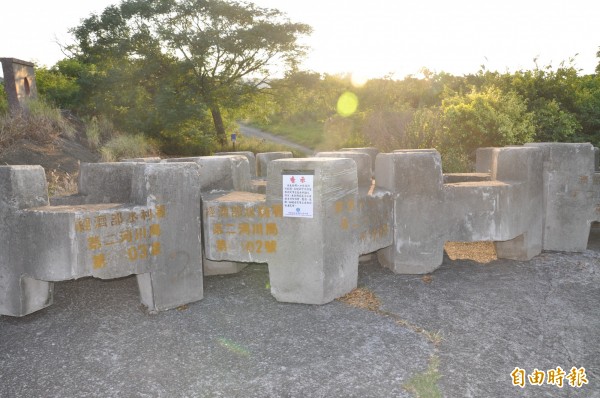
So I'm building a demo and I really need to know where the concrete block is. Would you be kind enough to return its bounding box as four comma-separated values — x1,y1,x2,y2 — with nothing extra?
0,166,52,316
78,162,137,203
377,147,544,274
131,163,203,311
341,147,380,176
316,151,372,188
202,156,393,302
203,191,275,263
376,151,445,274
204,158,360,304
525,143,597,251
475,147,496,173
165,156,251,193
355,188,394,255
265,158,359,304
120,157,162,163
215,151,256,177
444,147,543,260
1,163,204,316
256,152,293,177
164,156,252,275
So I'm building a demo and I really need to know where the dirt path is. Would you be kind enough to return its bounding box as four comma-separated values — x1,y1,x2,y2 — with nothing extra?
238,124,315,156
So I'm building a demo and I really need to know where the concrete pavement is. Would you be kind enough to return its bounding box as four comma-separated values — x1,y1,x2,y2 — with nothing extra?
1,227,598,397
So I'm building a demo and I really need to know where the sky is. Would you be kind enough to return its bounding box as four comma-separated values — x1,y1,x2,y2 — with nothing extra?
1,0,598,80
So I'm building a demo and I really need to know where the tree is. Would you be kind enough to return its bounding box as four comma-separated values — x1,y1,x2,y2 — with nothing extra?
35,62,82,110
441,86,535,155
70,0,311,146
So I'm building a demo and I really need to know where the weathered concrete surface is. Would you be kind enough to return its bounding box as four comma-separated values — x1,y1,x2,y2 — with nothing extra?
341,147,380,177
214,151,257,177
526,143,597,252
264,158,359,304
164,156,252,276
165,155,251,193
0,163,204,316
256,151,293,177
0,58,37,112
1,232,597,397
378,147,546,274
316,151,372,188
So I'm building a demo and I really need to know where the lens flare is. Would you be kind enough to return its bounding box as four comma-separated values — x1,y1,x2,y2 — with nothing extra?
337,91,359,117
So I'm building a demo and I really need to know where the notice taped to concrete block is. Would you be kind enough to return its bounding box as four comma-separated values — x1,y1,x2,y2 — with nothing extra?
282,170,314,218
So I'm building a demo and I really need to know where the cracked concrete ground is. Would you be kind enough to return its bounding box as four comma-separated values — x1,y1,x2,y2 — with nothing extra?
1,227,598,397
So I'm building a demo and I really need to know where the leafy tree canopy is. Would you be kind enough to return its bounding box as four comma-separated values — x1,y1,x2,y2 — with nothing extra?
69,0,312,146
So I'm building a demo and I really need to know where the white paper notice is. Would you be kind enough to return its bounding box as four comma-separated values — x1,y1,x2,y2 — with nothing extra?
282,172,314,218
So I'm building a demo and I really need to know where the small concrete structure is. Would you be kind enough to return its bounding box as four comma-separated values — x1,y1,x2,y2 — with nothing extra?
316,151,373,188
525,143,599,251
341,147,380,177
377,147,545,273
1,58,37,113
256,151,293,177
214,151,257,177
0,163,203,316
203,157,393,304
162,155,251,276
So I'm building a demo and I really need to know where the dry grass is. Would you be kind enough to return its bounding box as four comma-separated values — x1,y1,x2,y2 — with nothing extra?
337,287,381,311
0,100,75,152
444,241,497,263
46,169,78,197
100,134,158,162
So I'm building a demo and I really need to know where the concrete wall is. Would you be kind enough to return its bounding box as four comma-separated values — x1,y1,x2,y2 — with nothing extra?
2,142,598,315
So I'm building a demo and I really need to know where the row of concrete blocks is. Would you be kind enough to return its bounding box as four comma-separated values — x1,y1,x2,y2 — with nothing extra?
1,143,598,316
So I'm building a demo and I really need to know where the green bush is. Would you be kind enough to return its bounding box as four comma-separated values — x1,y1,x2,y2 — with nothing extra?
100,134,158,161
83,115,118,150
0,83,8,115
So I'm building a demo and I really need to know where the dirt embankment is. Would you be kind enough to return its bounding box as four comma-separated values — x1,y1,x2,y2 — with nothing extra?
0,136,100,175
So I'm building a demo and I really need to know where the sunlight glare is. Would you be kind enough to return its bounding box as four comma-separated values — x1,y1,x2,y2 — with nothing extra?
350,72,369,88
337,91,359,117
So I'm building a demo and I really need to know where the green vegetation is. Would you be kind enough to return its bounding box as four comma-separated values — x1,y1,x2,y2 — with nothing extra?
404,355,442,398
52,0,311,152
244,58,600,171
13,2,599,166
231,134,305,158
0,82,8,114
0,98,75,151
100,134,158,162
251,120,323,148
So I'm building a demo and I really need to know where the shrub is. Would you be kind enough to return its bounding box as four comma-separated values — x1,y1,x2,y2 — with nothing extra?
0,98,75,151
100,134,158,161
47,169,78,197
